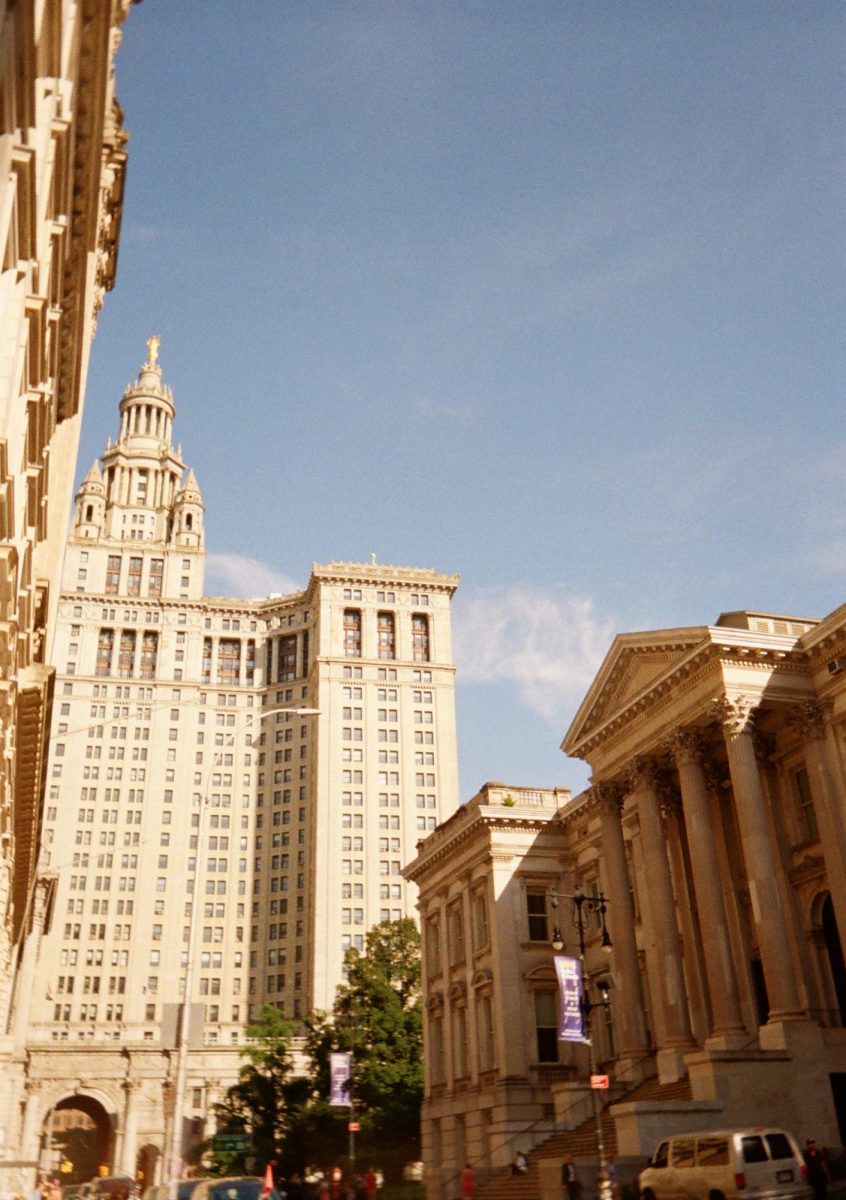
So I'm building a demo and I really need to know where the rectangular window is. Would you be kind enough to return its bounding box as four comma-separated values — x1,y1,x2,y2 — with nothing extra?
96,629,114,677
792,767,819,841
118,630,136,678
526,891,549,942
534,991,559,1062
140,632,158,679
218,639,241,686
127,557,143,596
105,555,121,595
377,612,396,660
277,635,297,681
148,558,164,597
412,613,430,662
343,610,362,658
245,639,256,686
202,638,212,684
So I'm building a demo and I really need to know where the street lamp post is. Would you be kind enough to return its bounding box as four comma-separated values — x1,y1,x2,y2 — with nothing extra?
165,704,319,1200
550,890,614,1200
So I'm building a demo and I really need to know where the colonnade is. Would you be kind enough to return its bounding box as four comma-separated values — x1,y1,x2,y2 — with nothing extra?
593,697,846,1081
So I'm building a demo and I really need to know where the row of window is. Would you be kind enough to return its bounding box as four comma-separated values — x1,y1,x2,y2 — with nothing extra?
343,610,430,661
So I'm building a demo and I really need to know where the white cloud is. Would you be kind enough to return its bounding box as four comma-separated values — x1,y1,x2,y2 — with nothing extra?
453,585,615,726
205,552,299,600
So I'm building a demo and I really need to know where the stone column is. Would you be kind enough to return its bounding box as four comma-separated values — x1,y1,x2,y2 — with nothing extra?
120,1080,140,1177
592,784,650,1064
667,729,747,1045
791,701,846,952
716,697,804,1023
20,1084,42,1162
626,758,694,1080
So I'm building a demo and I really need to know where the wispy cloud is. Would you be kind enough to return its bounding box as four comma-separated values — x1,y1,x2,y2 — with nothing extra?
126,224,161,242
205,553,299,600
454,584,614,726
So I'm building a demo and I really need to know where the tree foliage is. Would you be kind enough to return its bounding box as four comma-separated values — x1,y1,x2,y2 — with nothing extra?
212,921,423,1178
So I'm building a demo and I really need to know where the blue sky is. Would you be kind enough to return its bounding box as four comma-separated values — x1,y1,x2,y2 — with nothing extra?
80,1,845,798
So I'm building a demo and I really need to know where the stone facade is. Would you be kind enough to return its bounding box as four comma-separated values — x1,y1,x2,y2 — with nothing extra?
8,344,460,1183
408,609,846,1199
0,1,132,1188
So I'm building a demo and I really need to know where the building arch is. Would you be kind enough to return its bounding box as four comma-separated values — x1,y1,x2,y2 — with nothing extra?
42,1092,115,1184
811,890,846,1026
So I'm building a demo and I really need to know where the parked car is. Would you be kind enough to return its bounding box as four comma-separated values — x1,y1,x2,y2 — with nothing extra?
190,1179,279,1200
639,1129,811,1200
89,1178,135,1200
141,1182,200,1200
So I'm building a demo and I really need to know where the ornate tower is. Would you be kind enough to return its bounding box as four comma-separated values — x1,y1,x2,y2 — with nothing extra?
66,337,205,600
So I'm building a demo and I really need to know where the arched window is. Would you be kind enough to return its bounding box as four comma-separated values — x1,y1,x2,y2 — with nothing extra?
85,504,93,522
185,513,193,531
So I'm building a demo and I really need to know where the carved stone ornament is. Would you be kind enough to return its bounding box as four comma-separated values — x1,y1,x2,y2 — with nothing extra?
589,781,624,817
711,694,759,736
663,727,703,767
625,755,660,794
787,699,832,742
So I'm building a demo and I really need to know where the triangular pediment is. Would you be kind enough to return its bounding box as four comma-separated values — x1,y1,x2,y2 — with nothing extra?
563,627,709,755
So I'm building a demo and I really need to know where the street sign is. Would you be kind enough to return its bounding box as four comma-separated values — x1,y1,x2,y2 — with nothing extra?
590,1074,609,1089
213,1134,251,1152
348,1122,361,1132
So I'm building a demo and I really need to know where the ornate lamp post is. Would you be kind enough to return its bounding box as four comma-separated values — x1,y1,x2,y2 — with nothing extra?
550,890,614,1200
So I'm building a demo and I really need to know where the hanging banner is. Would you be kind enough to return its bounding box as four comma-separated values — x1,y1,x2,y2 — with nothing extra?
555,954,586,1042
329,1051,352,1106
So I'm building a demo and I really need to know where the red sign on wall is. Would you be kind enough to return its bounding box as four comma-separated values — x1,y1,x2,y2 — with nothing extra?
590,1074,609,1089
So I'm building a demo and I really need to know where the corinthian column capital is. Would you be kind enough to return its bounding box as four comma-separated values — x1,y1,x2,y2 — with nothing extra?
787,699,833,742
712,694,759,736
625,755,660,794
664,727,704,767
589,781,625,817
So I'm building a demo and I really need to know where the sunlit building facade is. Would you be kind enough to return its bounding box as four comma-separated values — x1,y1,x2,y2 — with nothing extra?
11,344,460,1184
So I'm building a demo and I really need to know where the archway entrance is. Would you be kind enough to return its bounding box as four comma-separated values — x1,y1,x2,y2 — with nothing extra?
822,895,846,1025
44,1096,113,1184
135,1145,161,1191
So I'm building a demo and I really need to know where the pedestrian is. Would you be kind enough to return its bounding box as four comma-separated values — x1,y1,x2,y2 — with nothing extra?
29,1179,43,1200
511,1151,528,1175
364,1168,377,1200
804,1139,830,1200
461,1163,475,1200
605,1153,621,1200
562,1156,581,1200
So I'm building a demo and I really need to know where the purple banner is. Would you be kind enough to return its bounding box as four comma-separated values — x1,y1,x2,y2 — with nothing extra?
555,955,586,1042
329,1051,352,1106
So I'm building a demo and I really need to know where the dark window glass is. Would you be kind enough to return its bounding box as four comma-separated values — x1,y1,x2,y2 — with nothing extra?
742,1137,768,1164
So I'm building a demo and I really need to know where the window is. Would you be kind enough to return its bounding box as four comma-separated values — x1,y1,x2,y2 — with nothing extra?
448,904,465,964
343,610,362,658
412,613,430,661
127,557,143,596
526,891,549,942
792,767,819,841
96,629,114,677
277,635,297,681
140,632,158,679
377,612,395,660
106,555,121,594
118,630,136,678
218,640,241,686
473,891,489,951
148,558,164,597
533,991,558,1062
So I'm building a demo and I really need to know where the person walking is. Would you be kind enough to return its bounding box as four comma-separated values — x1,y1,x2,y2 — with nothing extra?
562,1156,581,1200
804,1140,830,1200
461,1163,475,1200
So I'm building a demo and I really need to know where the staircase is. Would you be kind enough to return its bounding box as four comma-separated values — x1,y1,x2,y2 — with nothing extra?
473,1074,692,1200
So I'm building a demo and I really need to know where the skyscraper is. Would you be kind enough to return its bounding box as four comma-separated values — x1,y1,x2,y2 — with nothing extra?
13,343,460,1180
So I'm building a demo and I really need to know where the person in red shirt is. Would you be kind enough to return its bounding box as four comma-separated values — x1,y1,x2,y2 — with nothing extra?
461,1164,475,1200
364,1169,378,1200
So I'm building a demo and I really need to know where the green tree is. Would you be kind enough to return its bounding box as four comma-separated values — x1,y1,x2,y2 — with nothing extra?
212,1004,298,1172
332,919,423,1148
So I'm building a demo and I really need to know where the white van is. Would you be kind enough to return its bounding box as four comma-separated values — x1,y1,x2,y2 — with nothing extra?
639,1128,811,1200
